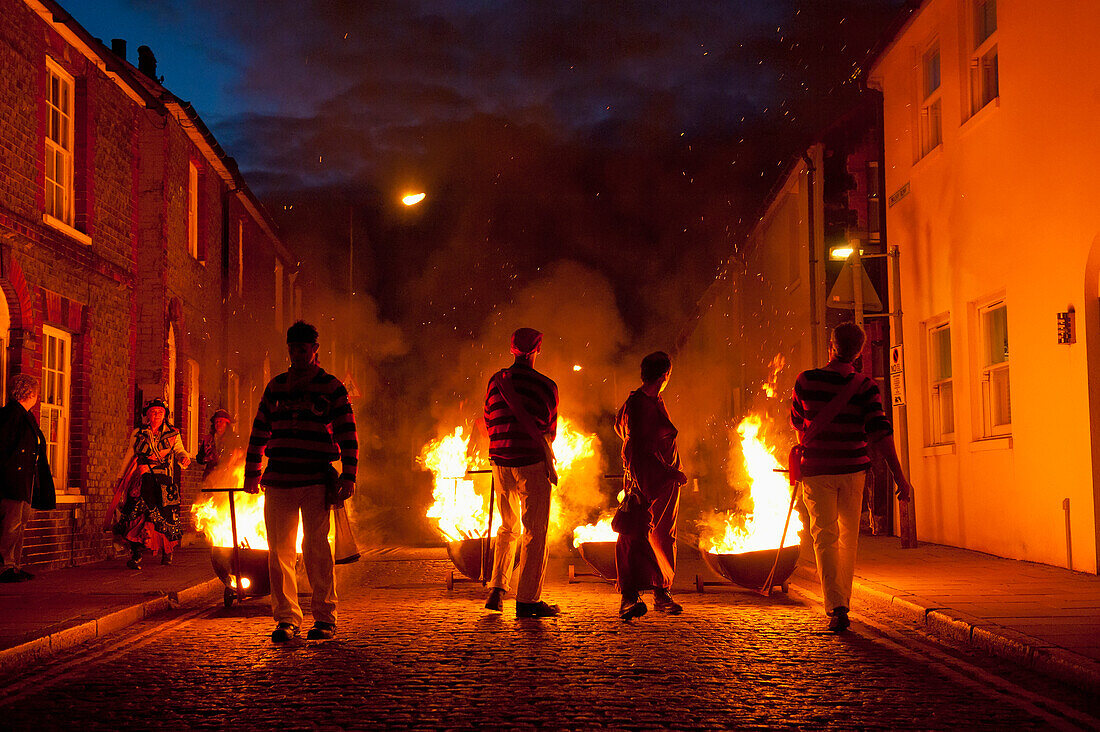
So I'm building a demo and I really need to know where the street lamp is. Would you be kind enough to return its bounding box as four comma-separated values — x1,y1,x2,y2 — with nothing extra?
402,192,426,206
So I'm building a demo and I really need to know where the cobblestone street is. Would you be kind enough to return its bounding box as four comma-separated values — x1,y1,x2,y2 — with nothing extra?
1,552,1097,730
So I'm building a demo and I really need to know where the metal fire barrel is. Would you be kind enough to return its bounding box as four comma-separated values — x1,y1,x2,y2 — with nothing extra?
447,537,520,581
576,541,618,581
210,546,272,602
701,544,800,591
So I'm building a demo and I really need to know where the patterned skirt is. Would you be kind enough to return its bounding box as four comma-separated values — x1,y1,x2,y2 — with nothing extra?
112,471,182,554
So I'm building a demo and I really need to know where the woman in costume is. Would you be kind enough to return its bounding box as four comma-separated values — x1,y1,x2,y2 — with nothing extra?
110,398,191,568
196,408,239,485
614,351,688,620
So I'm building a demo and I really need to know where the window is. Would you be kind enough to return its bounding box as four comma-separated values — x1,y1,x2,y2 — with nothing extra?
928,322,954,443
45,59,75,227
188,162,199,259
920,44,943,157
867,162,882,244
274,260,284,330
236,220,244,297
41,326,71,488
187,360,199,454
167,324,177,419
979,301,1010,436
970,0,999,115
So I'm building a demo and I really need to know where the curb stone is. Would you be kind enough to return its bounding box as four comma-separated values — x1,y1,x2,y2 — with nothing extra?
790,564,1100,696
0,577,222,674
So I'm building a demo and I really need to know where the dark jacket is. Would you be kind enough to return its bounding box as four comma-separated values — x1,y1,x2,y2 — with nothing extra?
0,402,57,510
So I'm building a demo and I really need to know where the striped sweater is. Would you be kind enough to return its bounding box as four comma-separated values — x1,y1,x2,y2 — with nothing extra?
245,367,358,488
484,362,558,467
790,363,892,477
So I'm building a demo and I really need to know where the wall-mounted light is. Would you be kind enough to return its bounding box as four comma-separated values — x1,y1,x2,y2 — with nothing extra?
829,244,863,261
402,192,426,206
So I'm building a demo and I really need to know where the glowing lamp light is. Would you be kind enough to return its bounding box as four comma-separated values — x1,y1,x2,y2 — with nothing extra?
402,192,426,206
830,245,855,260
573,364,582,372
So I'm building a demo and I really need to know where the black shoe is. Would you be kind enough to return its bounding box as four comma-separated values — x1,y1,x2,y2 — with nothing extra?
0,568,24,583
271,623,300,643
484,588,504,612
516,600,560,618
126,558,141,570
15,569,34,581
306,621,336,640
827,607,850,633
653,589,683,615
619,596,647,620
161,552,173,566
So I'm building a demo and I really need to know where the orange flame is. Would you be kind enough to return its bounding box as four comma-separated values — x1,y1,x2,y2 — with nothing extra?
571,490,624,547
762,354,786,398
420,418,599,543
699,414,802,554
190,463,336,551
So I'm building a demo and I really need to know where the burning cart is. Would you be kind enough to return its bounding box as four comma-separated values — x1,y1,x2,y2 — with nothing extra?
201,488,272,608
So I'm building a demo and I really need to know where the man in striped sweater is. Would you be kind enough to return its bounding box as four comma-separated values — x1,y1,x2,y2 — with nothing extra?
483,327,561,619
244,321,358,642
791,322,912,632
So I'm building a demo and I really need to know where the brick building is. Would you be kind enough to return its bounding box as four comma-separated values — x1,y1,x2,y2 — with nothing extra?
0,0,298,569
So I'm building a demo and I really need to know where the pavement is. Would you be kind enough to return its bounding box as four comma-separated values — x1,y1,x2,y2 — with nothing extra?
787,534,1100,695
1,535,1099,698
0,547,222,672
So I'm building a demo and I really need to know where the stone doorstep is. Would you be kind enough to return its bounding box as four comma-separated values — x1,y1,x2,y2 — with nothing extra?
790,564,1100,696
0,577,223,675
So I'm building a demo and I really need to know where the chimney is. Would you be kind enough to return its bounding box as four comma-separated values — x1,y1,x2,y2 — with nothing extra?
111,38,127,61
137,45,157,80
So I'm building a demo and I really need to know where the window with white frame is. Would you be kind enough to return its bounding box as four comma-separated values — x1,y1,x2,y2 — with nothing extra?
920,44,943,158
188,162,199,259
970,0,998,115
45,59,75,227
167,324,177,419
237,220,244,297
187,359,199,454
274,260,284,330
928,321,954,444
41,326,71,489
979,300,1010,436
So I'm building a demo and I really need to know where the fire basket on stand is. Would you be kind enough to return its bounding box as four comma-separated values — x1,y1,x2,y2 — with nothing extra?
697,415,804,595
193,487,283,607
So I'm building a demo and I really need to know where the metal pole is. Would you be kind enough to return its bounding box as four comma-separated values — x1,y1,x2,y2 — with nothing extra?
228,490,244,597
888,245,917,547
852,243,865,329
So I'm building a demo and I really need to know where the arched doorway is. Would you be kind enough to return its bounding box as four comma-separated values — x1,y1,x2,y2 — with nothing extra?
0,289,9,400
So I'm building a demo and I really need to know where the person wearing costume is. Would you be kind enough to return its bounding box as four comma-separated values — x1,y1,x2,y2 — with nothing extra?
196,408,239,486
614,351,687,620
108,398,192,568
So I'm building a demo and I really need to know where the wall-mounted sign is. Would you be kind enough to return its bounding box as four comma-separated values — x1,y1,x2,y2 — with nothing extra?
888,182,911,208
890,345,904,374
1057,310,1076,345
890,371,905,406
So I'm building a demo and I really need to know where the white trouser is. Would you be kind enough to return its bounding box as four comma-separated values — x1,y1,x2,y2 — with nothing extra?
264,485,336,626
0,499,32,570
490,462,551,604
801,471,867,614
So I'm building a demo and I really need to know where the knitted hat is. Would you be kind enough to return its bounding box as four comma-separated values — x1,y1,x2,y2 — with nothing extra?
510,328,543,356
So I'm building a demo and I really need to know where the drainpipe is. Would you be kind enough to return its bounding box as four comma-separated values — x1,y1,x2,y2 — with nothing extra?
801,150,823,365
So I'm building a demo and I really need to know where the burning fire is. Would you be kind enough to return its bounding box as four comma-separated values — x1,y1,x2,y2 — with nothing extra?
191,464,336,552
762,354,786,398
419,426,489,542
571,490,624,547
699,415,802,554
420,418,600,543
